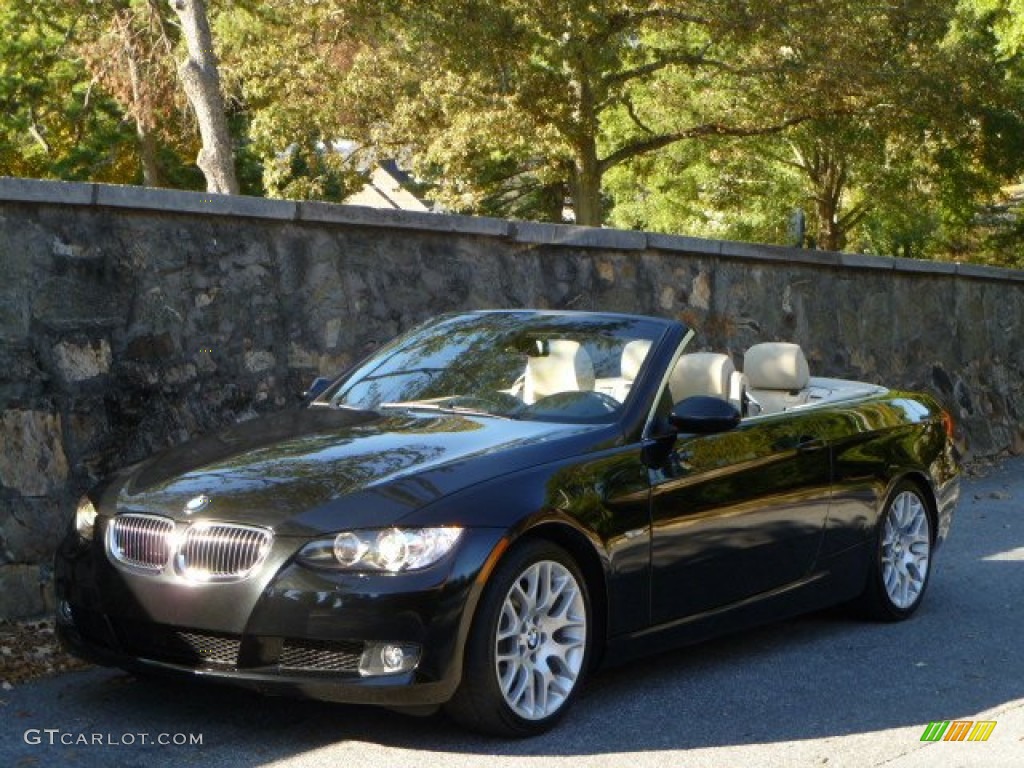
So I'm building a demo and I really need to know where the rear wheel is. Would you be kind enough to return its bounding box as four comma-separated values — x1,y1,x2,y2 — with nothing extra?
857,481,933,620
445,539,591,736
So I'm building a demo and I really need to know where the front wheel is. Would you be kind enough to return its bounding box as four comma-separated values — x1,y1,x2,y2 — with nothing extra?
445,540,591,736
857,481,933,620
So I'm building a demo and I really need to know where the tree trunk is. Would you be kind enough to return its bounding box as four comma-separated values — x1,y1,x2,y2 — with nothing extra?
816,194,843,251
571,138,603,227
169,0,238,194
114,9,164,187
794,143,847,251
137,126,164,187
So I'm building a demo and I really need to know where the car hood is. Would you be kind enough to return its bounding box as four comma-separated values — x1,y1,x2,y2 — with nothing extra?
106,406,611,536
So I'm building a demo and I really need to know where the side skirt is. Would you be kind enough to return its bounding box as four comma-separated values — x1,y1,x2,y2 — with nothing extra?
603,542,870,667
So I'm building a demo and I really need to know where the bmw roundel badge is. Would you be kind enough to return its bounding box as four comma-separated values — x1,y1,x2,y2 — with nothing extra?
184,494,211,515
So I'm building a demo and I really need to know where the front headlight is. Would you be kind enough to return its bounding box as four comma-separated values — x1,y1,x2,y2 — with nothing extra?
75,496,98,541
297,527,463,572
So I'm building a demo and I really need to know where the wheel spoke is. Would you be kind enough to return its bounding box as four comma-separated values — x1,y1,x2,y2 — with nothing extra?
514,577,536,615
503,662,529,704
497,601,520,642
533,666,550,716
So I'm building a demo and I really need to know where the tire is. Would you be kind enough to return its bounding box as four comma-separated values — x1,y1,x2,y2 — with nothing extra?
445,539,592,737
856,481,934,621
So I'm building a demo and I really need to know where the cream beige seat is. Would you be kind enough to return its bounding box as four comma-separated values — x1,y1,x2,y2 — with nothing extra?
668,352,737,403
522,340,595,405
594,339,652,402
620,339,651,387
743,342,810,414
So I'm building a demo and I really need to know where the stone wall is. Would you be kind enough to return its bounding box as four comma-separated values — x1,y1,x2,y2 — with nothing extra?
1,176,1022,619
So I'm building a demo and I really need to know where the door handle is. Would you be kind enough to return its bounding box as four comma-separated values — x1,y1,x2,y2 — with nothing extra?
670,449,694,470
795,436,826,453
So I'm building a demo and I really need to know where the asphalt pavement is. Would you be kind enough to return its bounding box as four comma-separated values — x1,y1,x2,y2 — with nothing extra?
2,455,1022,768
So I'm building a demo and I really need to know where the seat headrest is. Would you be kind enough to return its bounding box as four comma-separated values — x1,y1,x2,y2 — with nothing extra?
523,340,595,403
669,352,736,401
744,342,809,391
621,339,652,382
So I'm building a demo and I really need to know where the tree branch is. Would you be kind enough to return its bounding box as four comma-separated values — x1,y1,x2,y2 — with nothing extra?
605,9,710,31
602,45,712,90
837,199,871,229
624,97,654,135
26,106,51,153
599,114,816,174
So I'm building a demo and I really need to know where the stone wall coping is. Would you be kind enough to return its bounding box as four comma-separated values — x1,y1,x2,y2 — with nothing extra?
0,176,94,205
511,220,648,250
95,183,299,220
298,199,511,237
4,176,1024,283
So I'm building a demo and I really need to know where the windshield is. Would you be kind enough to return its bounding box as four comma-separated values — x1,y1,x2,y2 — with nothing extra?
321,312,670,423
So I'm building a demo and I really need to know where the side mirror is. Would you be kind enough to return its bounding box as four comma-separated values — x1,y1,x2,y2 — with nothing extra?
668,396,741,434
302,376,333,402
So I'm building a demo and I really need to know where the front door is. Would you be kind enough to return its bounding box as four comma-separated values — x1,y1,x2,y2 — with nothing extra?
648,408,833,624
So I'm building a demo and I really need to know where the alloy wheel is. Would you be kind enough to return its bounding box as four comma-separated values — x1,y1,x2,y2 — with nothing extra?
493,559,587,720
880,490,931,610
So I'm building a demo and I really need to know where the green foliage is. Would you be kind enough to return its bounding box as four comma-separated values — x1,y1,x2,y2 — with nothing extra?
0,0,137,180
214,0,364,200
2,0,1024,267
338,0,874,223
610,1,1024,263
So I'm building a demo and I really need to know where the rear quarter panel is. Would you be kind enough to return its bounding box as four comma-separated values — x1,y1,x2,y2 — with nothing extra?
820,391,959,559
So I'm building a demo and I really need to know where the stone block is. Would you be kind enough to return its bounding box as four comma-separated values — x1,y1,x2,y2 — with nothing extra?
0,495,67,564
244,349,276,373
838,251,895,271
0,341,48,402
725,240,841,267
0,410,69,496
288,343,318,369
0,563,49,619
53,338,112,382
124,332,177,361
32,275,125,331
299,201,511,237
957,262,1024,282
648,233,722,256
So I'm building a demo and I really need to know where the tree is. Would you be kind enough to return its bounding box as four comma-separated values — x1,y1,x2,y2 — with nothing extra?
76,0,190,188
611,1,1024,259
335,1,797,223
336,0,974,226
169,0,238,194
1,0,237,191
213,0,364,201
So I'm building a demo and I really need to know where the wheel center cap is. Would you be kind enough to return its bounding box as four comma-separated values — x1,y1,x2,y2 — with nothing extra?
526,628,540,650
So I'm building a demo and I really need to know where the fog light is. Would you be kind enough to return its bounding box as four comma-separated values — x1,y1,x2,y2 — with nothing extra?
358,642,421,676
381,644,405,671
57,599,73,624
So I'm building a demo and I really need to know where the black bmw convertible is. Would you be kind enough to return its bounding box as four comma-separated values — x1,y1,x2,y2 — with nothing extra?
55,310,960,735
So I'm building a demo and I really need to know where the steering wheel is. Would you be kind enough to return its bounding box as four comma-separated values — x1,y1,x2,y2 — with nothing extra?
520,390,621,420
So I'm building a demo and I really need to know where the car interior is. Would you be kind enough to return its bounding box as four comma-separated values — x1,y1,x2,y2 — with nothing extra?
514,338,887,420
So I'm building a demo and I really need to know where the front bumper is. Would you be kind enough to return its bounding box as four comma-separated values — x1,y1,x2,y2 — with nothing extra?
54,524,506,707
